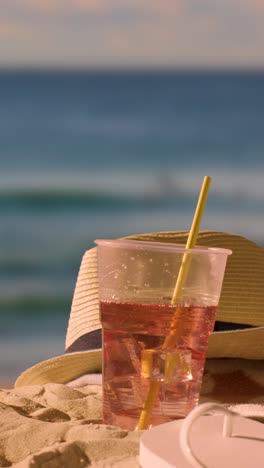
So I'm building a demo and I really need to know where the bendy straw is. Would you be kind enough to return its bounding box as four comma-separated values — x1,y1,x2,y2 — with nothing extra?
137,175,212,430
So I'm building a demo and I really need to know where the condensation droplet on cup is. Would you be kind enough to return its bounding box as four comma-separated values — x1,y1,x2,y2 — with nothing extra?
184,297,192,306
164,262,169,266
114,273,118,279
130,256,135,261
149,258,153,263
144,283,150,288
122,264,127,270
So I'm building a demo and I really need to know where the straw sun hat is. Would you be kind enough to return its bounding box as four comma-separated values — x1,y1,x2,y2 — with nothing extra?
15,230,264,387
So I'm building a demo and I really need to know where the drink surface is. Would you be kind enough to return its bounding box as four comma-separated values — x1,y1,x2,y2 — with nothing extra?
101,300,216,430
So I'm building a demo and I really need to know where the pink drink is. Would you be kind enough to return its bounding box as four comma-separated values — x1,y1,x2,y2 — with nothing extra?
100,300,216,430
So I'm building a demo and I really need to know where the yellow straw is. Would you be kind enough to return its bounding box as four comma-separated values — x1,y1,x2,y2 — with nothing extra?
171,175,211,303
137,175,211,430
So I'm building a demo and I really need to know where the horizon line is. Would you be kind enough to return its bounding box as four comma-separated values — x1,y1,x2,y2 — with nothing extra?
1,64,264,74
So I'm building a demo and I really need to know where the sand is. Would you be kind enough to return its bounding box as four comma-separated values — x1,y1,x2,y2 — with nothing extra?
0,383,140,467
1,358,263,467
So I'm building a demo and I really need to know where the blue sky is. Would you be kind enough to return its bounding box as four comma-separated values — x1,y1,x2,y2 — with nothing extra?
0,0,264,68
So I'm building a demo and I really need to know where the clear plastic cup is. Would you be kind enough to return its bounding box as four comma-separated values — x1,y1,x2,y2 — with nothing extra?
95,239,231,430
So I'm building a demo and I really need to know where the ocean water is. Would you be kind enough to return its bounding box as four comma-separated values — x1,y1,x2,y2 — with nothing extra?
1,69,264,386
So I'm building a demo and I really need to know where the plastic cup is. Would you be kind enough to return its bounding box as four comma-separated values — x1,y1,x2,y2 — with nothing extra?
95,239,231,430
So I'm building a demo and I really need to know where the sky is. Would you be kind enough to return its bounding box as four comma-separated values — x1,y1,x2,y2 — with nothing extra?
0,0,264,68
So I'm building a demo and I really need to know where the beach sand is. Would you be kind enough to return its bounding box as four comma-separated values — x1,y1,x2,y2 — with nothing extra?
0,383,140,467
1,359,263,467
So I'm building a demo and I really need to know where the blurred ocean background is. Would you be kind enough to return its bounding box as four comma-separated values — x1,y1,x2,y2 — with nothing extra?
1,69,264,386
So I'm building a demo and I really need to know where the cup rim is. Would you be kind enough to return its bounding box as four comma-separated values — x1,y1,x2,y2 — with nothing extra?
94,239,232,256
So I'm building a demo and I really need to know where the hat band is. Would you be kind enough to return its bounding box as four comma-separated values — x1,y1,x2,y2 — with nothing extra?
65,321,256,355
214,321,256,332
65,329,102,353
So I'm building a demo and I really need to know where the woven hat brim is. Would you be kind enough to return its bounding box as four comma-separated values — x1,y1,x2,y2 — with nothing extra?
207,326,264,359
15,327,264,387
15,349,102,387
